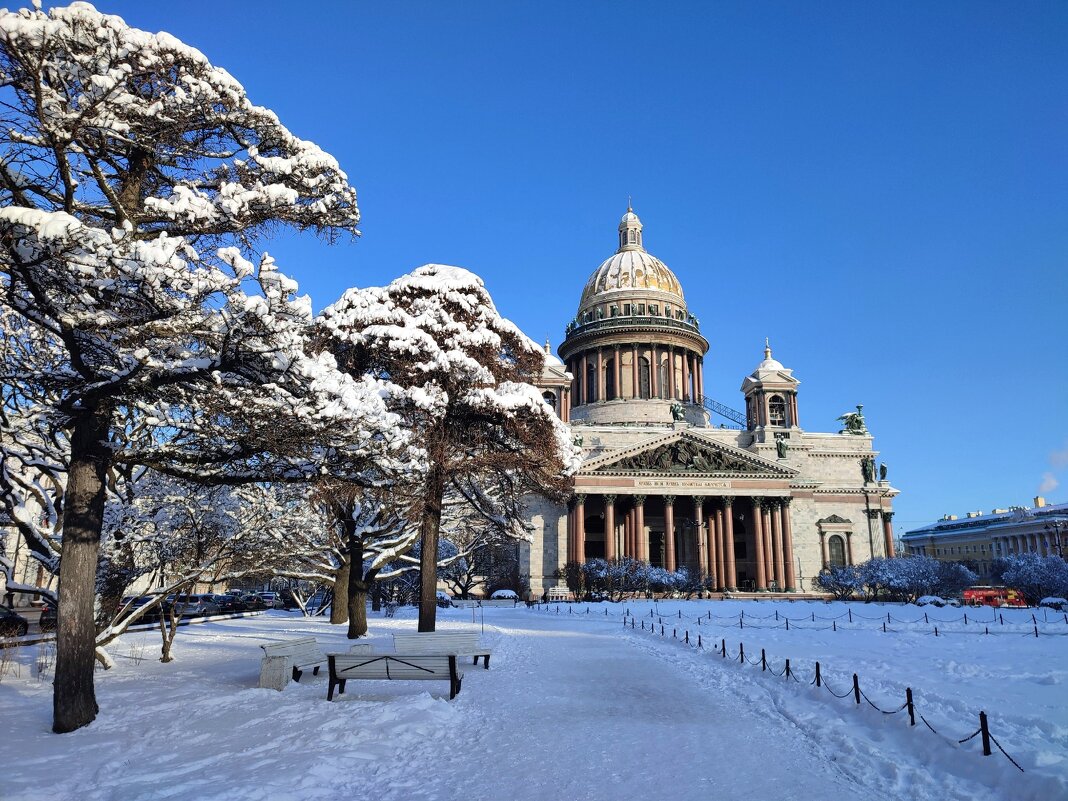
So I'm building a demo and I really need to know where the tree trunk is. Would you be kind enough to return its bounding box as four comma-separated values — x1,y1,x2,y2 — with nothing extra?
346,529,377,639
370,582,382,612
53,409,111,733
330,556,349,625
418,454,447,633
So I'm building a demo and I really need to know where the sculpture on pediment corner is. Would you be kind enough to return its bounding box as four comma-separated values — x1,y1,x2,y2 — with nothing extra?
670,402,685,422
573,435,584,448
879,462,888,481
837,404,869,435
776,438,788,459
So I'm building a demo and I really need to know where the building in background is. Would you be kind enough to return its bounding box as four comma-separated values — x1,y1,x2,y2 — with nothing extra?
901,497,1068,580
523,209,898,594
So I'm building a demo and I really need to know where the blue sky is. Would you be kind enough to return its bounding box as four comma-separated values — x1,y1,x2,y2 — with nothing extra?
92,1,1067,532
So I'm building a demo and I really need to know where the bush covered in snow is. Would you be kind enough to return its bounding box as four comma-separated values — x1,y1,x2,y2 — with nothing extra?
992,554,1068,605
816,556,977,603
560,559,712,602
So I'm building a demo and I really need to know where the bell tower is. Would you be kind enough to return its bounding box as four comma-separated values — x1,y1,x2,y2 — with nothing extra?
740,340,800,433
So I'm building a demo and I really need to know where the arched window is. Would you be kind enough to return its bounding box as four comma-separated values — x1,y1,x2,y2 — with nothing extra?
585,362,598,404
628,229,637,244
542,391,557,415
604,358,616,400
768,395,787,426
828,535,847,567
638,357,651,399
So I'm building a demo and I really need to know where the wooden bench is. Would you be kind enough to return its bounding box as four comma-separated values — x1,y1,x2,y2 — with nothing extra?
327,653,463,701
392,630,492,669
260,637,327,684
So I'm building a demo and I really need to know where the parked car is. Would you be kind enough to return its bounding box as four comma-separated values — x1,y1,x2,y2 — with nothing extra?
38,599,58,631
241,594,268,611
915,595,947,607
211,594,246,613
258,592,283,609
490,589,518,600
1040,597,1068,612
0,606,30,638
119,595,161,623
278,589,299,610
164,594,221,617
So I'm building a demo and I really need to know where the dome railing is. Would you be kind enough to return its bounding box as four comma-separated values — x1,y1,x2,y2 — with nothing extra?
564,313,701,338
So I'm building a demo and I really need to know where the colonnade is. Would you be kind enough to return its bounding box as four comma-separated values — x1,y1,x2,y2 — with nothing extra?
993,530,1066,557
566,344,704,406
566,494,797,592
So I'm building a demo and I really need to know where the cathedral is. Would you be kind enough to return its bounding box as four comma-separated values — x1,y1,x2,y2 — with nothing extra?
523,208,898,595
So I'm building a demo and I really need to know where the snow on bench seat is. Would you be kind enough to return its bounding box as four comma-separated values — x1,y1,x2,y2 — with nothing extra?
259,637,327,684
391,631,492,669
327,653,464,701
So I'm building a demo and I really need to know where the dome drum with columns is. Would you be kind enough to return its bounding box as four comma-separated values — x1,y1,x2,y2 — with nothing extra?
560,208,710,426
522,208,898,598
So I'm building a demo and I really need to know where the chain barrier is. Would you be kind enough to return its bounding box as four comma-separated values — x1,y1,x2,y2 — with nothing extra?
582,607,1032,774
534,602,1035,773
540,603,1068,638
988,733,1026,772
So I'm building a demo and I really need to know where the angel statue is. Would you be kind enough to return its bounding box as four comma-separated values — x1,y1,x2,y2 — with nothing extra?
670,402,686,422
837,404,869,435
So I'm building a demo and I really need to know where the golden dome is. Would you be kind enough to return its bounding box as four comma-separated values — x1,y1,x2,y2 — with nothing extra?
577,208,686,311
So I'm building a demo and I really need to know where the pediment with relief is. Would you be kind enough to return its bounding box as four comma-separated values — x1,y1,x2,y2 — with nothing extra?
582,431,795,477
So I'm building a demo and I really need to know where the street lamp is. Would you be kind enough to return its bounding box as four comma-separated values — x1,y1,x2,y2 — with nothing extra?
1044,521,1067,558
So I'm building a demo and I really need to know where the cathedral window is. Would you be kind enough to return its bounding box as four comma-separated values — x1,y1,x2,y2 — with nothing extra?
610,305,618,317
768,395,787,426
542,391,558,415
585,362,598,404
649,304,659,316
623,303,631,315
828,535,847,567
637,303,645,315
628,229,636,244
605,359,616,399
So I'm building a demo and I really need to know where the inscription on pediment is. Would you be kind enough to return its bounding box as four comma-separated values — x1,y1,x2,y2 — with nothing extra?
604,440,764,474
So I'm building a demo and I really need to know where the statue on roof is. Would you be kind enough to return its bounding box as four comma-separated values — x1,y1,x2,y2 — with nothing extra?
861,455,876,483
776,437,789,459
837,404,869,435
670,402,685,422
879,462,888,481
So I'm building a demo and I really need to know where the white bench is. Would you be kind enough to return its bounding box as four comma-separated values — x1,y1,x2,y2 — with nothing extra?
259,637,327,686
546,587,571,602
392,631,492,670
327,653,463,700
479,599,518,608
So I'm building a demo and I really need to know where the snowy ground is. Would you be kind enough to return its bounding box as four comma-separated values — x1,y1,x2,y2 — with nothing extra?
1,600,1065,801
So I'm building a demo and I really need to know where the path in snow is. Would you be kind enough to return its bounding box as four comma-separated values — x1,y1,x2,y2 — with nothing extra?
389,611,863,801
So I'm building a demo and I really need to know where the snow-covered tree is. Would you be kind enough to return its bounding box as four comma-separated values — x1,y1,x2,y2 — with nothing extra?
0,4,403,732
317,264,581,631
993,554,1068,605
814,564,863,600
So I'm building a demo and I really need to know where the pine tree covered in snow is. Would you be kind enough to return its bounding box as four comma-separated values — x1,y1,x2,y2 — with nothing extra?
317,264,581,631
0,3,403,732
